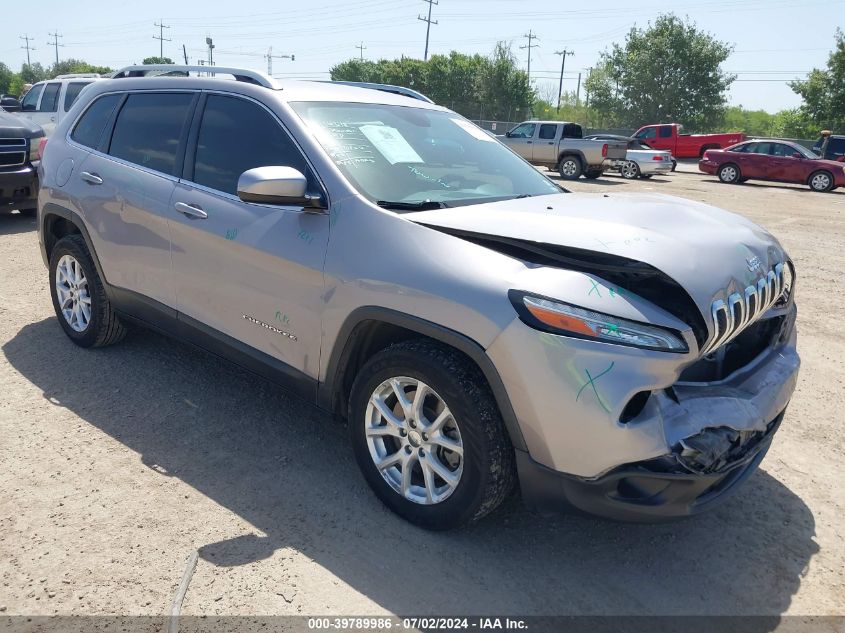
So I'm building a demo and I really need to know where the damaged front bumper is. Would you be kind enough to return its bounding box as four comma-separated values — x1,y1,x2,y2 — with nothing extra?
516,410,784,521
489,304,799,520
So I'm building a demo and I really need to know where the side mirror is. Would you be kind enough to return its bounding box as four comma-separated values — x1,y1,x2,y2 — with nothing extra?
237,166,325,210
0,97,22,112
792,152,803,159
505,131,513,138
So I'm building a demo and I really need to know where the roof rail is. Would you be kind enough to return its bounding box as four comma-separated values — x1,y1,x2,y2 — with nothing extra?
323,81,433,103
111,65,281,90
54,73,102,79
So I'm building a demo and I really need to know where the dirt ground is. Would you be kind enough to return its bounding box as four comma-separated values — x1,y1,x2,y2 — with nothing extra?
1,161,843,619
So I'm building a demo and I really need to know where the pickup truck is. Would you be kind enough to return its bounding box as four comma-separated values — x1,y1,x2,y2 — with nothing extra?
501,120,627,180
0,109,43,215
633,123,745,158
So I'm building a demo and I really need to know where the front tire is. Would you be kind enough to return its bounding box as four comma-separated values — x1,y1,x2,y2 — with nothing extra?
557,156,583,180
349,340,515,530
808,170,834,192
583,169,602,180
49,235,126,348
718,163,741,184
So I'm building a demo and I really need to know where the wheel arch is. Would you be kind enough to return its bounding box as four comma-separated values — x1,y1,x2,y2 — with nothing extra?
557,150,587,169
41,203,111,296
699,143,720,157
319,306,527,451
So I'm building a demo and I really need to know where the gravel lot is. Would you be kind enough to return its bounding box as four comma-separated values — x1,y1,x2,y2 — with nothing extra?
1,162,843,619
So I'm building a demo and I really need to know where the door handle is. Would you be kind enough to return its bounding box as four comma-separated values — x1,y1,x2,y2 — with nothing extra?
527,141,532,144
80,171,103,185
174,201,208,220
50,116,56,122
548,142,554,145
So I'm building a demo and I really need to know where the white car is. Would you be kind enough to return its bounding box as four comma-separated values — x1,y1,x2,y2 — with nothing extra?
19,74,103,137
586,134,675,179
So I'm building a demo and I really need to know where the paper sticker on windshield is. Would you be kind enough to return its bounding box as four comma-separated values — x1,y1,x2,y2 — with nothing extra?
451,118,495,142
359,124,423,164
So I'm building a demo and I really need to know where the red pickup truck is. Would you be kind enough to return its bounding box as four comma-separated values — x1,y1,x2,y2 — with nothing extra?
633,123,746,158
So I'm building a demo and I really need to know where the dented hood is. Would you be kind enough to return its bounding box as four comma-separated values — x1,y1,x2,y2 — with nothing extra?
406,192,788,332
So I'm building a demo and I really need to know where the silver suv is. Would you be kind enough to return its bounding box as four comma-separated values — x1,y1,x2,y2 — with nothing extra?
37,65,799,529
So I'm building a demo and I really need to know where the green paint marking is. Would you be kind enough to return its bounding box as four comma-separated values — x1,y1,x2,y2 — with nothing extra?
575,361,615,413
588,280,602,297
225,228,238,240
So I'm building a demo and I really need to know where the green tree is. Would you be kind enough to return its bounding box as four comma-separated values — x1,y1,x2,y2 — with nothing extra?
143,56,174,65
603,14,734,130
790,29,845,132
584,63,621,128
20,62,48,84
0,62,14,94
329,42,533,121
49,59,113,78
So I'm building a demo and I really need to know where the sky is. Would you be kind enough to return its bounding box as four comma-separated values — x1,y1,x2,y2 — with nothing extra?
1,0,841,113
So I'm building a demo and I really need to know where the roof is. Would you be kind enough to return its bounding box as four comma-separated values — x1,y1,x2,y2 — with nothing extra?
99,64,446,110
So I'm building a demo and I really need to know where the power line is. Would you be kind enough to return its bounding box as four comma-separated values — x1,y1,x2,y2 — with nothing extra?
153,20,171,59
520,30,539,80
47,31,64,67
418,0,438,61
355,41,367,60
19,34,36,66
554,48,574,111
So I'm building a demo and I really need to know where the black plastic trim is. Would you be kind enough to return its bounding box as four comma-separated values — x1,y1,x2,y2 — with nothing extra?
319,306,527,451
109,287,317,402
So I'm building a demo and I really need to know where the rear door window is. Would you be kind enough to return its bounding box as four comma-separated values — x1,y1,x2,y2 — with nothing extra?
21,84,44,111
38,82,61,113
538,124,558,140
659,125,673,138
108,92,195,176
71,94,123,149
63,82,91,112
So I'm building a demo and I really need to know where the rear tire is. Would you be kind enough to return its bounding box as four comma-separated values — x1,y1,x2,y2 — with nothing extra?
620,161,640,179
808,170,834,192
49,235,126,348
349,339,515,530
718,163,741,184
557,156,583,180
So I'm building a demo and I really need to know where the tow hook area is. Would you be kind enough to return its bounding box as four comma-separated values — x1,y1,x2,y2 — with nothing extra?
677,425,770,474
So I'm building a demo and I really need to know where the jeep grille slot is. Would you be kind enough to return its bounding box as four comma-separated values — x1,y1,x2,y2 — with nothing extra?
701,263,784,356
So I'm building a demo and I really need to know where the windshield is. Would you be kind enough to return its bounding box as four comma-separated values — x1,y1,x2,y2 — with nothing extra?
290,102,561,208
793,143,820,159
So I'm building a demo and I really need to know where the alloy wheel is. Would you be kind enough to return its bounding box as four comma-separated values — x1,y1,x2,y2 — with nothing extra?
365,376,464,505
811,172,831,191
55,254,92,332
621,161,639,179
720,165,738,182
560,160,578,177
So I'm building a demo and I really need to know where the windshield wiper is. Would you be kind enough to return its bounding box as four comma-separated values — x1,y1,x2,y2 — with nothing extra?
376,200,449,211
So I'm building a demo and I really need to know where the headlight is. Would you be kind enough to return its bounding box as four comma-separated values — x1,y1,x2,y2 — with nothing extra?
511,291,688,352
775,261,795,307
28,139,41,162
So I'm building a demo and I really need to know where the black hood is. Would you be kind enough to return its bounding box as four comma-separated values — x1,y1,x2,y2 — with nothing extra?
0,111,44,138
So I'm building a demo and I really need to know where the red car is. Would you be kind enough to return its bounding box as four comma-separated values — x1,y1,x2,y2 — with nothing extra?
699,139,845,193
633,123,745,158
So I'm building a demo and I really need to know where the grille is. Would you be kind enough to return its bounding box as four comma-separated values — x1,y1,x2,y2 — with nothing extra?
0,138,27,167
700,262,785,356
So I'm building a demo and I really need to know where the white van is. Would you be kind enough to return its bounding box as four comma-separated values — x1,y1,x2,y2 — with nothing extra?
19,74,103,137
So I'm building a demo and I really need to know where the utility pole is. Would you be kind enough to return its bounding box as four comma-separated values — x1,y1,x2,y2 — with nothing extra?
206,37,215,74
20,35,36,66
418,0,438,61
576,72,582,106
153,21,171,60
519,30,539,81
554,48,573,112
355,41,366,61
47,31,64,67
265,47,294,75
182,44,188,64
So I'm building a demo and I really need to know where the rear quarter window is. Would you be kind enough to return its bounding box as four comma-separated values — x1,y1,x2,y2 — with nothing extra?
71,94,122,149
63,82,92,112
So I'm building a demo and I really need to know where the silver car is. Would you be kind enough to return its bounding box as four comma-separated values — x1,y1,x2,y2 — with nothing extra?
37,65,799,529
